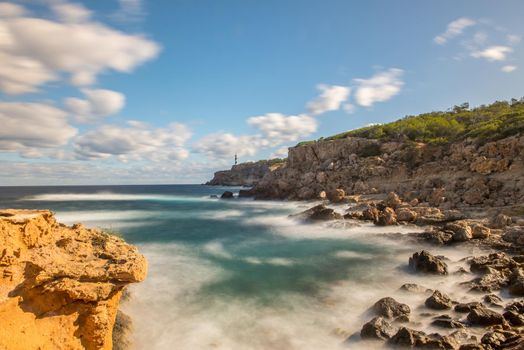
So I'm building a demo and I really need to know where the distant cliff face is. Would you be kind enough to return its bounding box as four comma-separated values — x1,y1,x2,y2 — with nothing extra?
206,160,284,186
0,209,147,350
253,135,524,208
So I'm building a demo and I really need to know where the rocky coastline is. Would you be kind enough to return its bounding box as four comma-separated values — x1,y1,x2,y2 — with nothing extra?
210,131,524,349
0,209,147,350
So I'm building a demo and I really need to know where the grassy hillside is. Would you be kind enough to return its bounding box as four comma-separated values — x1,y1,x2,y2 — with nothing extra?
297,98,524,146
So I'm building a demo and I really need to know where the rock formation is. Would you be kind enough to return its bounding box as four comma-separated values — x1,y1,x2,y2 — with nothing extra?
206,159,285,186
250,135,524,207
0,209,147,350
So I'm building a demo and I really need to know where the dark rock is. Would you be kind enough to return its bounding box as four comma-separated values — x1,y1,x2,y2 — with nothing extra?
505,300,524,313
360,317,397,340
210,194,218,199
112,310,133,350
375,207,397,226
455,267,469,275
425,290,453,310
362,206,380,221
292,204,342,221
455,302,482,313
483,294,503,308
388,327,455,348
238,189,255,198
509,275,524,296
467,307,505,326
431,315,464,329
491,213,512,229
481,331,506,348
220,191,234,199
409,250,448,275
372,297,411,319
459,345,485,350
399,283,431,293
503,310,524,326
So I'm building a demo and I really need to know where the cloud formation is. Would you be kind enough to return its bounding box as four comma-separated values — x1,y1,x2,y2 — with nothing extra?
65,89,126,122
434,17,476,45
501,65,517,73
471,46,513,61
0,102,77,153
354,69,404,107
248,113,317,143
0,2,160,94
306,85,350,115
74,121,191,162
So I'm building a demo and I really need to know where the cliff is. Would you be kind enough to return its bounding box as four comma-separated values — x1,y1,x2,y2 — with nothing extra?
206,159,285,186
0,209,147,350
253,134,524,208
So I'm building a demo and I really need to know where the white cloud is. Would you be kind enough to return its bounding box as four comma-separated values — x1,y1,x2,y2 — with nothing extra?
270,147,289,159
434,17,476,45
471,45,513,61
74,121,191,161
113,0,145,22
65,88,126,122
248,113,317,143
192,133,261,159
51,2,92,23
306,84,350,115
501,65,517,73
0,102,77,153
0,2,26,17
343,103,356,114
354,69,404,107
0,1,160,94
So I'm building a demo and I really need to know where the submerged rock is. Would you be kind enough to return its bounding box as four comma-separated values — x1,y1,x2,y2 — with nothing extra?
372,297,411,319
467,307,505,326
409,250,448,275
221,191,234,199
399,283,431,294
425,290,454,310
360,317,397,340
431,315,464,329
292,204,342,221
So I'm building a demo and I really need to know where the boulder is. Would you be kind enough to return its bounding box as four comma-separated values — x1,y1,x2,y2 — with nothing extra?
372,297,411,319
385,192,402,209
238,189,254,198
431,315,464,329
425,290,454,310
396,208,418,222
445,222,473,242
292,204,342,221
483,294,503,308
375,207,397,226
220,191,234,199
504,310,524,326
388,327,454,348
399,283,431,293
471,224,491,239
455,302,482,313
362,206,380,221
409,251,448,275
491,213,512,229
481,331,506,348
360,317,397,340
327,188,345,203
503,226,524,245
467,307,505,326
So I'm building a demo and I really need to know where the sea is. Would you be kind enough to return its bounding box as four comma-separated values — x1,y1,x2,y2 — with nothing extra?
0,185,484,349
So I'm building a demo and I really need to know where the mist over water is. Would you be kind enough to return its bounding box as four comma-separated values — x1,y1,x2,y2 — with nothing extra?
0,185,486,349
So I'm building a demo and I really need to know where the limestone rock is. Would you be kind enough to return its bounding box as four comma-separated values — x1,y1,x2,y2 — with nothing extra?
409,251,448,275
375,207,398,226
425,290,454,310
0,209,147,350
467,307,505,326
396,208,418,222
360,317,397,340
327,188,345,203
372,297,411,319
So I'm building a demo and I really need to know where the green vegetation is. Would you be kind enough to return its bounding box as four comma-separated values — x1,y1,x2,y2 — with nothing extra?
297,98,524,146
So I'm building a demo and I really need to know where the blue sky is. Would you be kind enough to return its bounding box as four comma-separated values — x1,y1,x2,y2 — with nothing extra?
0,0,523,185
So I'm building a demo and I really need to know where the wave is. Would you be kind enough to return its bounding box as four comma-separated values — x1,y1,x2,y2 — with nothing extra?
23,192,211,202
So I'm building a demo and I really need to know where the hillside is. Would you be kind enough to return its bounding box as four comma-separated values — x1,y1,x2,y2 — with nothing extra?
298,98,524,146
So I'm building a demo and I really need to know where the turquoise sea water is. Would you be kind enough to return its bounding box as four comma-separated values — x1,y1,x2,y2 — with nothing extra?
0,185,476,349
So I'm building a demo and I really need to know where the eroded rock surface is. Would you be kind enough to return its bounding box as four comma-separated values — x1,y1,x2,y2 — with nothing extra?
0,209,147,350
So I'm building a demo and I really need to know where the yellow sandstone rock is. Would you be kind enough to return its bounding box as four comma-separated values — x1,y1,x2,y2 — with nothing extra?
0,209,147,350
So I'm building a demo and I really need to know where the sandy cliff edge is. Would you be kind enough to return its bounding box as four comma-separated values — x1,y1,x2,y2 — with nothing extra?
0,209,147,350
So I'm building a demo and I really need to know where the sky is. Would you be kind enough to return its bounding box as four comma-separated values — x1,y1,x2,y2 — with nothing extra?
0,0,523,185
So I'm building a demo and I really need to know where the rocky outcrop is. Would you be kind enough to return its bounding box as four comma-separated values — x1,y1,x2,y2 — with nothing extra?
0,209,147,350
206,160,284,186
251,135,524,207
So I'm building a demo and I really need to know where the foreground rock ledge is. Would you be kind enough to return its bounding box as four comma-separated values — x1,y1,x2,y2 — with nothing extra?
0,209,147,350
